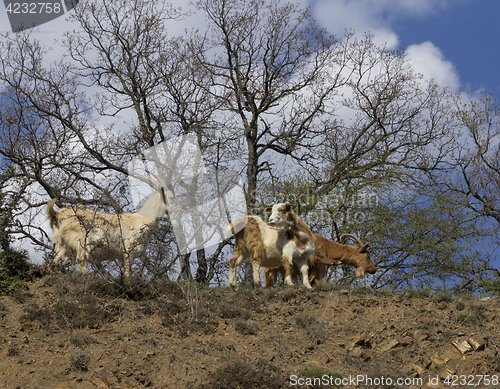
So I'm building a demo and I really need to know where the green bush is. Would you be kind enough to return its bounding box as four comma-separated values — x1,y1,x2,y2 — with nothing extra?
0,263,29,295
0,248,31,295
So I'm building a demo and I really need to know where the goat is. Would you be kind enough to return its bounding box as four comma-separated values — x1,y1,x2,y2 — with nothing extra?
47,189,168,278
263,233,376,287
225,203,315,290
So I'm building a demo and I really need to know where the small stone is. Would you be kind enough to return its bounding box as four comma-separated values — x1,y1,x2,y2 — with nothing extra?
347,337,371,350
421,356,432,369
468,336,485,351
379,338,399,352
438,366,456,380
441,347,462,361
452,339,473,354
430,354,446,366
400,336,412,347
413,364,426,376
350,347,363,358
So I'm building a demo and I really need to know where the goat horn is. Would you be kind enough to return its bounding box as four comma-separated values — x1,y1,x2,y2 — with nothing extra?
339,233,364,247
129,168,168,193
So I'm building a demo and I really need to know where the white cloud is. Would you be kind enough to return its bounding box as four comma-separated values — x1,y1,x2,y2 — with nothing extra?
312,0,461,89
406,41,460,89
312,0,399,48
312,0,452,48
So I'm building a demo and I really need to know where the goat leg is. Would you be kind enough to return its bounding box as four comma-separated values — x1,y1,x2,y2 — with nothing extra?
281,257,294,286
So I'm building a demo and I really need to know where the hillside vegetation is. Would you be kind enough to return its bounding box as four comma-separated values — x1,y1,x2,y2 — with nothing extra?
1,273,500,389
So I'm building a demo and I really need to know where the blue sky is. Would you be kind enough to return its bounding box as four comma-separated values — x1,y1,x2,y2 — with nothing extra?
394,0,500,93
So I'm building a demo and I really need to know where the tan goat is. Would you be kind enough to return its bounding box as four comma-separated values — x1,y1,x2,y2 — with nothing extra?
47,190,168,278
225,203,316,290
263,233,376,287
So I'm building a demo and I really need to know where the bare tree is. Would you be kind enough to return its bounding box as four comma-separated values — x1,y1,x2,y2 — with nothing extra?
428,91,500,225
0,0,236,282
190,0,351,208
188,0,453,284
0,0,186,277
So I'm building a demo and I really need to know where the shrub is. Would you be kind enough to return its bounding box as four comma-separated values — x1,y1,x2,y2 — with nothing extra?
70,349,90,372
0,251,30,295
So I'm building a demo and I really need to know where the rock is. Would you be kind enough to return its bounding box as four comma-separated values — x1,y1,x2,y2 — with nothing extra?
468,336,485,351
95,366,118,386
421,356,432,369
441,347,462,361
413,364,426,376
347,336,371,350
379,338,399,352
400,336,412,347
414,330,429,343
430,354,446,366
350,347,363,358
452,339,473,354
90,378,108,389
438,366,456,380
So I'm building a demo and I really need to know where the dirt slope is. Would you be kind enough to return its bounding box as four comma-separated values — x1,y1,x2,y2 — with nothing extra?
1,274,499,389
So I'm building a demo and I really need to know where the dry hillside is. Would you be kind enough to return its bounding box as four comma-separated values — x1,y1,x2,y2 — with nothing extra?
1,273,500,389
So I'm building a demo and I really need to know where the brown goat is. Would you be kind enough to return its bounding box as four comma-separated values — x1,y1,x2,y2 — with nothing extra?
263,233,376,287
225,203,315,290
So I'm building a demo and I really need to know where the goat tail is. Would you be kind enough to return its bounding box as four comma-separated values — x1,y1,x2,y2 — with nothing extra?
224,216,249,238
47,198,59,229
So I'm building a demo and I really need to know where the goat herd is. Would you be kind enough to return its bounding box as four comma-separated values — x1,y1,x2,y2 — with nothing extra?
46,194,376,288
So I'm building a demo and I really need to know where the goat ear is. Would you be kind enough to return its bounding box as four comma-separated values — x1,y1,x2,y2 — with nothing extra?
285,204,292,212
361,243,370,251
264,206,272,213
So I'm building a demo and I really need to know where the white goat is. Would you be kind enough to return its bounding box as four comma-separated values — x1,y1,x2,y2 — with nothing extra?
225,203,316,290
47,189,168,278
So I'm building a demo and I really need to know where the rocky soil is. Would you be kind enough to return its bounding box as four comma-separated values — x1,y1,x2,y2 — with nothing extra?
1,273,500,389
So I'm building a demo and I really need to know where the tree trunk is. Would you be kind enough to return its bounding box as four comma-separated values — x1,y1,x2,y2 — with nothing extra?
178,253,193,280
194,248,208,284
